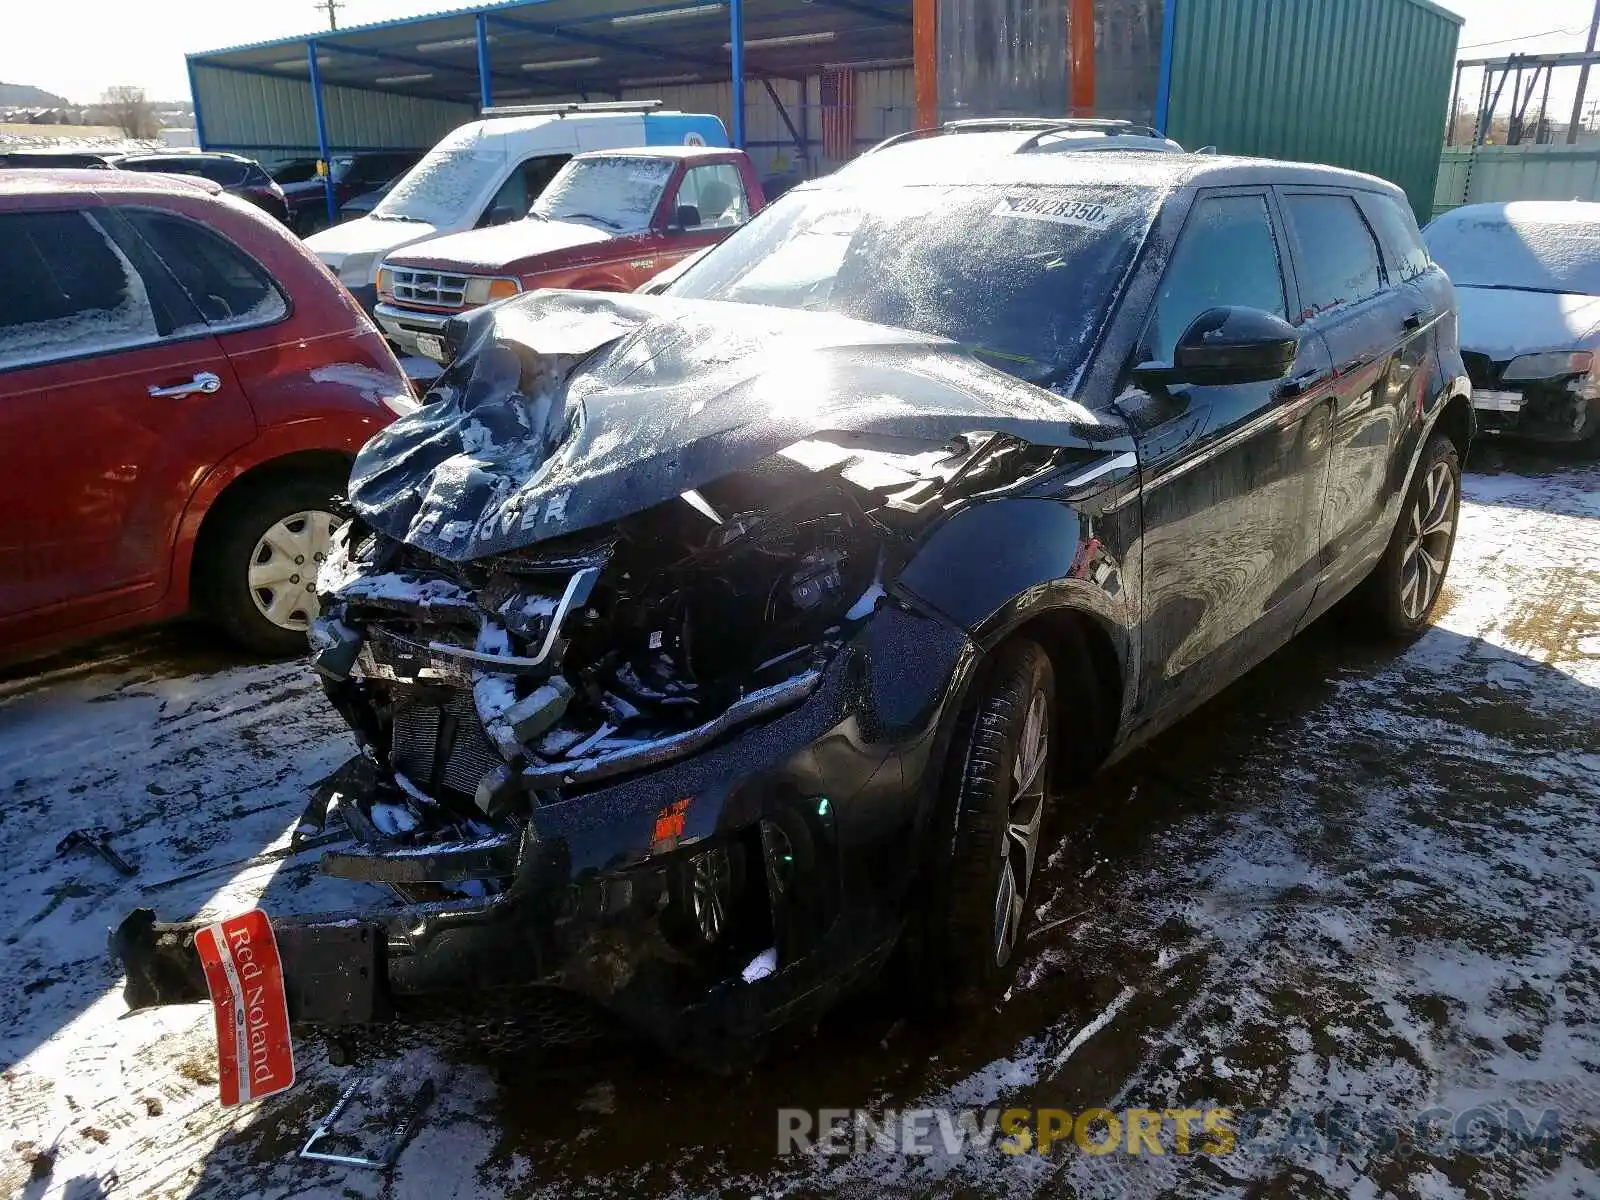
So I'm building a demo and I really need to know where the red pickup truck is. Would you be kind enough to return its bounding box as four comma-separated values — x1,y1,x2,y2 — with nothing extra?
372,146,765,359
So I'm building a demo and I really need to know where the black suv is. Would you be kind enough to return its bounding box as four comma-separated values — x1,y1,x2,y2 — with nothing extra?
116,151,287,223
119,129,1472,1067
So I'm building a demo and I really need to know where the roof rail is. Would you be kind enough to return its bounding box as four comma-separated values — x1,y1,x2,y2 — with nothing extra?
865,117,1161,155
480,100,664,118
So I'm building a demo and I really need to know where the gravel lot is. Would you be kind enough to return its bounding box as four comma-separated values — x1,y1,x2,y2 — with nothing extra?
2,447,1596,1199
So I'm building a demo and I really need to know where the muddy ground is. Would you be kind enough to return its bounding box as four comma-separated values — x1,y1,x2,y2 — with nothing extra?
1,447,1596,1199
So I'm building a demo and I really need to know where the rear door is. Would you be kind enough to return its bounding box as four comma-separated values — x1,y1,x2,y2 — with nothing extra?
1129,188,1337,728
1278,190,1421,594
0,201,253,634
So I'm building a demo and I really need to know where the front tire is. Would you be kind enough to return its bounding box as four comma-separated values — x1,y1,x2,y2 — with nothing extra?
935,639,1056,999
1355,433,1461,637
197,475,345,656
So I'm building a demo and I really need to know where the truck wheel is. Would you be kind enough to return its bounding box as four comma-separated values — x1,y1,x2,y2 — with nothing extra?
1354,433,1461,637
198,475,344,656
934,639,1055,999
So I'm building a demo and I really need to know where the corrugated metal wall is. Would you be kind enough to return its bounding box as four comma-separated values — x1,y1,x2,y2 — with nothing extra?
1434,145,1600,217
193,64,475,156
1163,0,1461,221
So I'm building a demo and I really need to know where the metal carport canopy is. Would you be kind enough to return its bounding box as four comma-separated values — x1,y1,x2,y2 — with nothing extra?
187,0,911,145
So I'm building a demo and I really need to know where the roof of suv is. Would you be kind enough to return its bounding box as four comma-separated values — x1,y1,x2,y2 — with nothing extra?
831,140,1401,201
0,168,223,201
572,145,739,161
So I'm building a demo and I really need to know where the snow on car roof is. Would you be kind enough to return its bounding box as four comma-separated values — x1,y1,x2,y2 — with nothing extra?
1426,200,1600,297
0,168,223,199
571,145,739,161
824,144,1398,198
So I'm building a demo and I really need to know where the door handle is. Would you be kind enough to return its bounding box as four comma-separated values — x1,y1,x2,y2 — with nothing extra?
148,371,222,399
1277,367,1328,398
1337,353,1373,375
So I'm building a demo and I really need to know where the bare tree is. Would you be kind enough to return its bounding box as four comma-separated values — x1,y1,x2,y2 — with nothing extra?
101,85,158,140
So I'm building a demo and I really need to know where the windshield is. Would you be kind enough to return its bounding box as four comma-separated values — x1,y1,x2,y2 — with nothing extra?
272,159,319,184
1426,208,1600,296
375,144,503,224
666,182,1158,381
532,155,675,231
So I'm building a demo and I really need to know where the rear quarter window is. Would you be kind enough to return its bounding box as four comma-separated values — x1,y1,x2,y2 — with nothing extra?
122,209,287,330
1362,194,1431,282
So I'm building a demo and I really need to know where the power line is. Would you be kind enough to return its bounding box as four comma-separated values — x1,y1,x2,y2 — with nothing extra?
1458,24,1590,52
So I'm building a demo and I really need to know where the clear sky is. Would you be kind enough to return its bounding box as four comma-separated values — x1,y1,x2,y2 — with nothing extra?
1,0,1596,105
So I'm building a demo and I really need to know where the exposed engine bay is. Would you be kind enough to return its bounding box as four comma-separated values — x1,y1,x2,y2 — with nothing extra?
311,425,1052,860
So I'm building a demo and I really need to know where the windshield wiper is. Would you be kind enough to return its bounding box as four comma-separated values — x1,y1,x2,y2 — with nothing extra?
372,212,424,223
564,211,622,230
1459,283,1585,296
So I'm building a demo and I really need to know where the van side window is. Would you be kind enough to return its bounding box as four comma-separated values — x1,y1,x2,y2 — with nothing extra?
0,210,162,371
1284,194,1384,319
1362,194,1431,283
1145,194,1287,363
480,154,572,226
670,163,749,231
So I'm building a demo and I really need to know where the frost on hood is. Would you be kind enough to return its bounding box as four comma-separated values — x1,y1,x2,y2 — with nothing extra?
1426,202,1600,297
0,212,159,370
345,290,1119,563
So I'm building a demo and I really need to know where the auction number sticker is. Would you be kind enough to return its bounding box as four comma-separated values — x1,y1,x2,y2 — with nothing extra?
992,194,1111,228
194,909,295,1106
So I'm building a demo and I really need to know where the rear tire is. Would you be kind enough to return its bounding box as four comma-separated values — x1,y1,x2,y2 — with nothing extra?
1353,433,1461,638
197,475,345,656
932,639,1056,1000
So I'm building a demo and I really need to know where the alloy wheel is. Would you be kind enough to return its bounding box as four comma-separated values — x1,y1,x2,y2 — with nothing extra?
994,687,1049,966
247,510,342,631
689,847,732,945
1399,461,1455,622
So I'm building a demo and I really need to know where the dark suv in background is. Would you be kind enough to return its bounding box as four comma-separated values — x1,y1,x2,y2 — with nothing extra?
278,151,422,236
121,134,1473,1067
118,151,288,223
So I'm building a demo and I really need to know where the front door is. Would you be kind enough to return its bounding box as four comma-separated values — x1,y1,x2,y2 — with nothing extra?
1126,189,1337,731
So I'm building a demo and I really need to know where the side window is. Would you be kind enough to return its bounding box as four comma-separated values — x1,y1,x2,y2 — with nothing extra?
121,209,287,329
1362,194,1430,283
671,163,749,231
481,154,571,225
0,210,162,371
1145,194,1287,363
1283,194,1385,320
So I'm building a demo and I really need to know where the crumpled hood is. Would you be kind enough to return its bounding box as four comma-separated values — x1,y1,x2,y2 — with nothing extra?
386,218,612,271
346,290,1127,562
305,214,441,263
1456,286,1600,362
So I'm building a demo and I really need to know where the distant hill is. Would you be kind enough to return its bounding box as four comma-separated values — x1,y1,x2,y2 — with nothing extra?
0,81,70,107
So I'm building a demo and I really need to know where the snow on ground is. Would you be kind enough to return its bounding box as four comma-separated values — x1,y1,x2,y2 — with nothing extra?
1,449,1597,1199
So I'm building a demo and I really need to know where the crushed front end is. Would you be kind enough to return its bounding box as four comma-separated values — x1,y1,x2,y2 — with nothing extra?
113,290,1115,1062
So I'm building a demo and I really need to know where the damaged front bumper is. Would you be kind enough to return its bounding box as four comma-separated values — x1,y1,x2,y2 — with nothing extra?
114,596,971,1064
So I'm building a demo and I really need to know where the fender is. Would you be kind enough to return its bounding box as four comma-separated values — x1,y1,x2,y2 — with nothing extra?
1389,371,1474,531
166,415,378,611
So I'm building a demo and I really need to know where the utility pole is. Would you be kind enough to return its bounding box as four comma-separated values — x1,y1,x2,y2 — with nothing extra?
314,0,343,31
1567,0,1600,142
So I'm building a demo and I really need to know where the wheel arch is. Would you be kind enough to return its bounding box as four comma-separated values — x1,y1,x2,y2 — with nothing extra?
186,449,354,599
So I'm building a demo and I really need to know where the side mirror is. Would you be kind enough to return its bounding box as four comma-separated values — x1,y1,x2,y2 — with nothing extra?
1133,306,1299,389
671,203,701,231
485,205,518,227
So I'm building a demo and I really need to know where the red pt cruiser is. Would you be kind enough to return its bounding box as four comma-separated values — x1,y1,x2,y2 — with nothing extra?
0,170,414,665
373,146,765,358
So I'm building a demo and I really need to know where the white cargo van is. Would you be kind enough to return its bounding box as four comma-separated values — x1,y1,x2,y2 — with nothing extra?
307,100,728,307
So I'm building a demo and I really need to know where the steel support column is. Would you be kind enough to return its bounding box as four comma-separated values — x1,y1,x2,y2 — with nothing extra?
730,0,746,147
1070,0,1096,113
913,0,936,128
307,41,336,224
1154,0,1178,133
476,13,494,110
